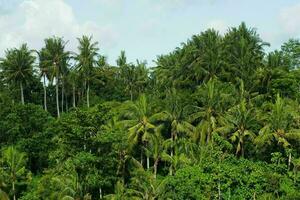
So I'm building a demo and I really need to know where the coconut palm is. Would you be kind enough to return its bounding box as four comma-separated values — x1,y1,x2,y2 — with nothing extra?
1,146,27,200
255,94,296,164
0,44,35,105
190,78,235,145
226,98,256,157
75,35,99,108
41,37,69,117
121,94,156,169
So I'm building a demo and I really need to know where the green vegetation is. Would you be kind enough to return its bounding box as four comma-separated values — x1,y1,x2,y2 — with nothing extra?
0,22,300,199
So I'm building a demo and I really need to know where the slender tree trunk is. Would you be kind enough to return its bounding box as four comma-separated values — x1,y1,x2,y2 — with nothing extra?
147,156,150,170
56,73,60,117
130,88,133,101
99,187,102,199
66,94,68,112
73,84,76,107
140,149,143,166
12,180,16,200
20,82,24,105
87,80,90,108
154,159,159,178
43,75,47,111
288,152,292,171
61,81,64,112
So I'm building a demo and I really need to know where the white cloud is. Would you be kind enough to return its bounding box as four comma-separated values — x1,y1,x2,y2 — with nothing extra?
205,19,229,34
0,0,118,56
279,3,300,36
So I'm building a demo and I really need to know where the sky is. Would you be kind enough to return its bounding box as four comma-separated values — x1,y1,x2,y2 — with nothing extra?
0,0,300,66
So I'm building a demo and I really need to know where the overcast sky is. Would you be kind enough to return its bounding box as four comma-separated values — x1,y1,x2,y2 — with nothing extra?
0,0,300,65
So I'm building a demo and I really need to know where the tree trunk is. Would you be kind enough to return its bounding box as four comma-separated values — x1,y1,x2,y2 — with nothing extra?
288,152,292,171
73,84,76,107
12,180,16,200
61,81,64,112
154,159,159,178
99,187,102,199
56,74,60,118
66,94,68,112
20,82,24,105
147,156,150,170
43,75,47,111
87,81,90,108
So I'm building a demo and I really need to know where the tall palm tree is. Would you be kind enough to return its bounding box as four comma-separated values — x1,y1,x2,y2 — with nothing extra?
1,146,27,200
0,44,35,105
41,37,69,117
37,48,51,111
153,89,194,157
122,94,156,169
75,35,99,108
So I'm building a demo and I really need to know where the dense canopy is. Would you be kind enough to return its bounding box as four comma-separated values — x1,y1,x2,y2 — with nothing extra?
0,23,300,199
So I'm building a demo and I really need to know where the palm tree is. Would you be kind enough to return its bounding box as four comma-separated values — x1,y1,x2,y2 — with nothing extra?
128,158,166,200
41,37,69,117
122,94,156,169
144,126,165,178
186,29,224,83
255,94,294,161
37,48,51,111
223,22,269,90
104,181,130,200
226,98,256,157
153,89,194,157
0,44,35,105
190,78,234,145
1,146,27,200
75,35,99,108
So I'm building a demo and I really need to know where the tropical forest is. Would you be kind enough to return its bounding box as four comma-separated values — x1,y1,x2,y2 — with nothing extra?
0,22,300,200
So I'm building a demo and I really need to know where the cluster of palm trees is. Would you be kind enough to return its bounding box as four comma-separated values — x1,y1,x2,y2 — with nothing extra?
120,79,299,180
0,35,149,117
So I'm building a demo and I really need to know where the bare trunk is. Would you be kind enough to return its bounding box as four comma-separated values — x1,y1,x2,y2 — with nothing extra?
43,75,47,111
99,187,102,199
87,81,90,108
20,82,24,105
154,159,159,178
61,81,64,112
288,152,292,171
56,76,60,118
130,88,133,101
66,94,68,112
147,156,150,170
218,179,221,200
140,150,143,166
13,181,16,200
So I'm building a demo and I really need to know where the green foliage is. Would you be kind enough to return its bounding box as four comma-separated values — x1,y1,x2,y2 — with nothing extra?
0,22,300,199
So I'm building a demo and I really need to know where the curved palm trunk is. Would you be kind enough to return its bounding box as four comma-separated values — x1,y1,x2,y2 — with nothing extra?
20,82,24,105
43,75,47,111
